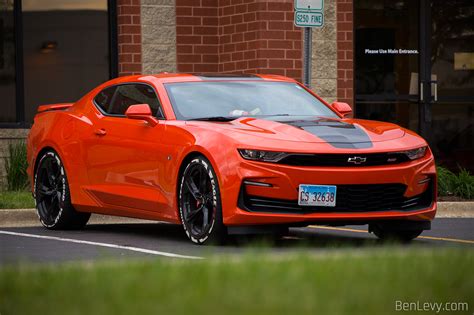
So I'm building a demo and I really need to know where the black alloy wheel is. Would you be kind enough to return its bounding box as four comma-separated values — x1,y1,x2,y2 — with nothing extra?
35,150,90,229
179,156,226,244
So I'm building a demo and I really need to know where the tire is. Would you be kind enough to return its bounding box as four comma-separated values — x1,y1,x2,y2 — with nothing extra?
34,150,90,229
371,225,423,242
273,226,290,239
178,156,227,245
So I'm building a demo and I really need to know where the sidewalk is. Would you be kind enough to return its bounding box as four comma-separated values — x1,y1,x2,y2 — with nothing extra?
1,202,472,228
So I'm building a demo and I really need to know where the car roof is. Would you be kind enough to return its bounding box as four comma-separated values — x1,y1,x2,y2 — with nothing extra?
105,73,298,85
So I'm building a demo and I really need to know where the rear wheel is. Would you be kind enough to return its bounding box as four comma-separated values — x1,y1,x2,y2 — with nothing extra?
178,156,226,245
34,150,90,229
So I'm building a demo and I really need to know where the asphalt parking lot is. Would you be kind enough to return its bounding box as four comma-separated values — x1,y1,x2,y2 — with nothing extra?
1,218,472,264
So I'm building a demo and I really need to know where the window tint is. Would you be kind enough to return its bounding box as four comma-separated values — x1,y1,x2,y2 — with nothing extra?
94,86,117,113
108,84,163,117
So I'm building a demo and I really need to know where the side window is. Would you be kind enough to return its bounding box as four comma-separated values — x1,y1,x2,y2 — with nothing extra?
94,86,117,113
108,84,164,118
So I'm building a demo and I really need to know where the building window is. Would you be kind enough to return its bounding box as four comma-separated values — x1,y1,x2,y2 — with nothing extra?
0,0,117,126
0,0,16,123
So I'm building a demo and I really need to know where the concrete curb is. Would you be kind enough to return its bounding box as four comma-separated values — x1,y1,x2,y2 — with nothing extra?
0,209,153,227
437,202,474,218
0,202,473,227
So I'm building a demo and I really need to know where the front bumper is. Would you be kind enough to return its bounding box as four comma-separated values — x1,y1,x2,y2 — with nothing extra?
221,152,437,226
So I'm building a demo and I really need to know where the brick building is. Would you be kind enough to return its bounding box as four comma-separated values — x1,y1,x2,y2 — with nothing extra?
0,0,473,188
116,0,353,106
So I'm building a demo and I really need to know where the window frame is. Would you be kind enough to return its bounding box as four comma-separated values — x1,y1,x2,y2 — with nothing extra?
92,82,166,120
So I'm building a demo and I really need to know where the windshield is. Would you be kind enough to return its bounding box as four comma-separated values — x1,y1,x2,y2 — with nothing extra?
165,81,338,120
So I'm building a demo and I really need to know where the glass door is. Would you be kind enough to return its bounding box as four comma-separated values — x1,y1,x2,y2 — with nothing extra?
355,0,473,172
420,0,474,171
355,0,421,132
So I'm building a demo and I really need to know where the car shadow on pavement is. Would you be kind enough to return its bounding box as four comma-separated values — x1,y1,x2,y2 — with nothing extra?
82,223,396,249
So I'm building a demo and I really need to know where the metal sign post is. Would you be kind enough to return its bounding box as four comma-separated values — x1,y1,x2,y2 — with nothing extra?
303,27,312,88
294,0,324,89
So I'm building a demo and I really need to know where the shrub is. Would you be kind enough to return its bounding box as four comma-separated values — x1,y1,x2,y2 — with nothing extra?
436,166,456,196
437,165,474,200
4,141,29,191
452,168,474,200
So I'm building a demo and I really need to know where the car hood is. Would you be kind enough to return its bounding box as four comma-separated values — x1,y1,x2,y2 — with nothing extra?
187,116,406,149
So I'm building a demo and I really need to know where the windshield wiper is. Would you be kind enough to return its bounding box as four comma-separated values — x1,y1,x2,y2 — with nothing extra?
189,116,237,122
250,114,290,117
190,114,291,122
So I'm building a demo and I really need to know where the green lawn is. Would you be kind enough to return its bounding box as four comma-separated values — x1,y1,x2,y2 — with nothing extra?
0,190,35,209
1,248,472,315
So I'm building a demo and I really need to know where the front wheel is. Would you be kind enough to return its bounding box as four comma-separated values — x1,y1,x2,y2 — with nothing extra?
178,156,227,245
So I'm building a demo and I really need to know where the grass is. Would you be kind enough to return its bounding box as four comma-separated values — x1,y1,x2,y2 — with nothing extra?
0,190,35,209
1,141,34,209
0,248,472,315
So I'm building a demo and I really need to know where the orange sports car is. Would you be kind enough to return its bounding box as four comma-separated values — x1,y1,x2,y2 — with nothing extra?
27,73,436,244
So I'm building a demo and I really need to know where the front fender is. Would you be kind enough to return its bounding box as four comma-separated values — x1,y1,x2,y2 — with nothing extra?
169,124,240,220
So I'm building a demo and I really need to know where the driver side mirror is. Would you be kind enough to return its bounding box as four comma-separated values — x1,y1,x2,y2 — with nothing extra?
331,102,353,118
125,104,159,127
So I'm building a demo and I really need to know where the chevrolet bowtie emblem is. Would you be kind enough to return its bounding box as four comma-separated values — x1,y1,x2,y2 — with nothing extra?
347,156,367,164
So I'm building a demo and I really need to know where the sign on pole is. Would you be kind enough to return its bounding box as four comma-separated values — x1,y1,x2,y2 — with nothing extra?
294,0,324,12
294,11,323,27
294,0,324,89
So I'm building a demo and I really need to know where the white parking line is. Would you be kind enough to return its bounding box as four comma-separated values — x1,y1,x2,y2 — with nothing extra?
0,230,203,260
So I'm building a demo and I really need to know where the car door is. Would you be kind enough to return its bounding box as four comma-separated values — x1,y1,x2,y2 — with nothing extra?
83,83,169,214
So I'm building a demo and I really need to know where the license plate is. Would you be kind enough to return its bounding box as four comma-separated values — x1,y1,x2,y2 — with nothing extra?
298,184,337,207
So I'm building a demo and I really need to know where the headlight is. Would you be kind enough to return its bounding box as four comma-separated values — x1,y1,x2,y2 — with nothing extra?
238,149,288,162
399,146,427,160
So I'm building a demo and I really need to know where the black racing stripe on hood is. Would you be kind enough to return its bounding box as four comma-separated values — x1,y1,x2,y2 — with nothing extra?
278,119,373,149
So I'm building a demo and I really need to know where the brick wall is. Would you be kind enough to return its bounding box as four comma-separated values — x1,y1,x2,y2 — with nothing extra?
336,0,353,107
218,0,262,74
218,0,302,80
175,0,302,81
117,0,142,76
175,0,219,73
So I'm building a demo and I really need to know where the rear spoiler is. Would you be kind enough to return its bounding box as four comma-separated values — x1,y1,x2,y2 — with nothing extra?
37,103,74,113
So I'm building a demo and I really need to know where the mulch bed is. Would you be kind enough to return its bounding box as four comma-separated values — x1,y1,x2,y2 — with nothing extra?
438,195,473,202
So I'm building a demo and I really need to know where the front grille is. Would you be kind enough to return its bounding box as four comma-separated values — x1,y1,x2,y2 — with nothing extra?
239,182,433,214
277,153,410,167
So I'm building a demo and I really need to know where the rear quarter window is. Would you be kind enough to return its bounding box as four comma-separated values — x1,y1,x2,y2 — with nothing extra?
94,86,117,113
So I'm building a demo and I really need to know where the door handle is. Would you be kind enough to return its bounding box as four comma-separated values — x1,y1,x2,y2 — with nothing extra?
420,82,423,101
433,81,438,102
94,128,107,136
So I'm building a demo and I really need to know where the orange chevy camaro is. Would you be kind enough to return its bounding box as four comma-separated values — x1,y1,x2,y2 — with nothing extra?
27,73,436,244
